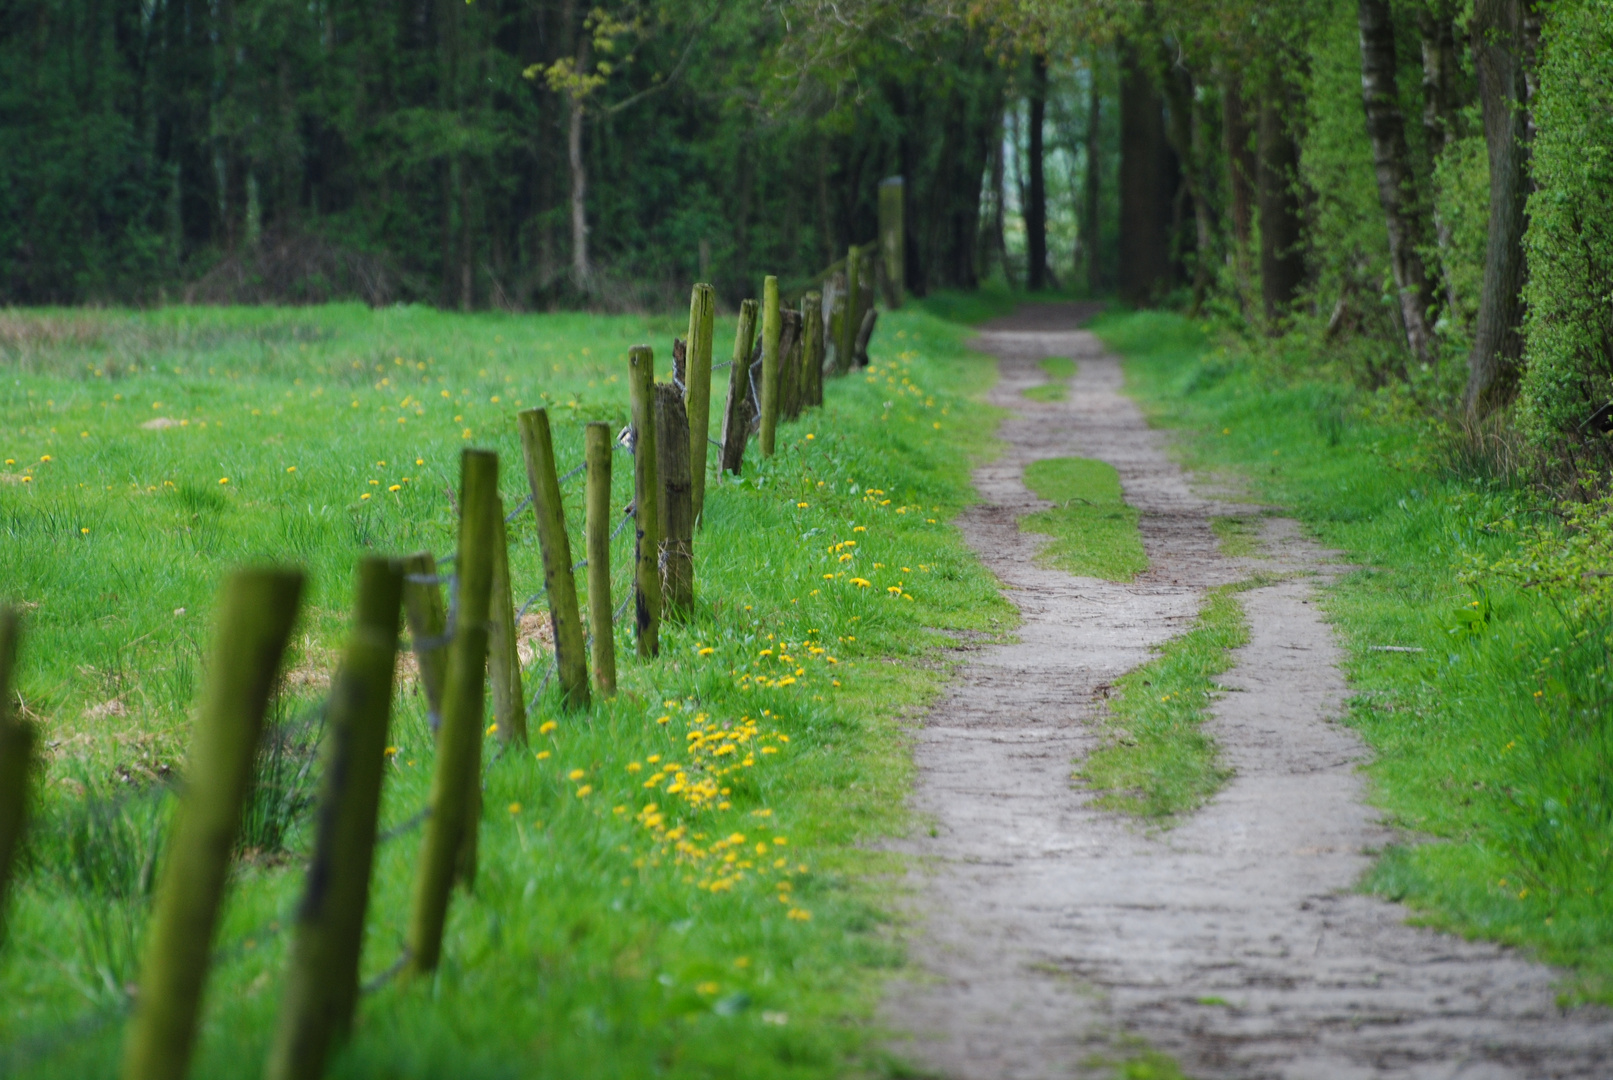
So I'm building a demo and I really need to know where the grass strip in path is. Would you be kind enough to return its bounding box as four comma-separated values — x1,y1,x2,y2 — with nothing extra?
1079,583,1249,822
1020,457,1147,582
1097,309,1613,1003
0,304,1013,1076
1022,357,1077,403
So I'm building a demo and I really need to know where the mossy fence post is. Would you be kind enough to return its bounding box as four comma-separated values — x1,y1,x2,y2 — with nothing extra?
583,422,616,697
519,408,590,710
0,607,35,944
839,245,860,374
759,275,782,458
628,346,662,658
828,291,848,376
401,551,448,731
406,449,497,975
488,504,527,743
801,291,824,409
264,557,405,1080
685,283,716,526
778,310,803,422
719,299,759,475
654,383,694,618
121,568,305,1080
879,176,905,309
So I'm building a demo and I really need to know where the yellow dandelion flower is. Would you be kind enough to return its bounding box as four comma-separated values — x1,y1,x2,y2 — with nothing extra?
536,750,551,759
508,802,522,814
539,720,558,734
575,785,592,797
568,769,586,780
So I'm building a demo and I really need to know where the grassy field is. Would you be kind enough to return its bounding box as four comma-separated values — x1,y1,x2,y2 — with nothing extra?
0,302,1013,1077
1098,310,1613,1003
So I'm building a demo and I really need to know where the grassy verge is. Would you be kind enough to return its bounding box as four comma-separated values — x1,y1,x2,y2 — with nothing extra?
1020,457,1147,581
0,303,1013,1076
1097,309,1613,1002
1079,584,1247,822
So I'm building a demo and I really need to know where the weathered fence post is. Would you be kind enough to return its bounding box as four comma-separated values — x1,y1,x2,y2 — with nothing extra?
879,176,905,309
828,291,847,376
488,504,527,743
685,283,716,526
801,291,824,410
654,384,694,618
406,449,496,975
0,608,34,944
122,568,304,1080
518,409,590,710
401,551,448,731
839,245,860,375
583,422,616,697
628,346,662,658
719,300,759,475
264,558,404,1080
759,276,782,458
778,310,803,421
856,305,880,368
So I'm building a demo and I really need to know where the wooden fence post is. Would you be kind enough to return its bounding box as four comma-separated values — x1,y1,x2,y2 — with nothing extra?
0,608,34,945
879,176,905,309
829,291,848,376
759,276,782,458
488,505,527,743
518,409,590,711
685,283,716,526
401,551,448,732
778,310,803,422
406,449,496,975
839,246,860,375
264,558,404,1080
583,422,616,697
719,300,759,475
856,305,880,368
654,384,694,618
122,568,304,1080
801,291,824,410
628,347,662,658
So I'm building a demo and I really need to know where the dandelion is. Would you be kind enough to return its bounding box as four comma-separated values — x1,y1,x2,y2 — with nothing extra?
361,493,371,500
576,785,592,797
786,909,811,921
389,484,401,492
797,501,809,508
218,477,229,485
539,720,558,734
80,527,89,535
536,750,551,760
698,646,715,656
568,769,586,780
850,577,871,588
286,466,297,473
508,802,522,814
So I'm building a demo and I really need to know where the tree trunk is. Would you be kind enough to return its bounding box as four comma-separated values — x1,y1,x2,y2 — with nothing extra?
1161,60,1213,315
1118,41,1173,307
1222,68,1258,314
1026,55,1048,292
990,106,1016,288
1082,58,1103,295
1463,0,1531,417
1358,0,1433,365
1420,5,1462,315
567,95,589,290
1257,76,1305,327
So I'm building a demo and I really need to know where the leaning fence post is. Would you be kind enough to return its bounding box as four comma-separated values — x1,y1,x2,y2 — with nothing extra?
406,449,497,975
488,503,527,743
628,347,662,658
856,305,879,368
0,607,35,945
655,384,694,618
685,283,716,526
759,276,782,458
839,245,860,375
801,291,824,410
122,568,304,1080
583,422,616,697
401,551,448,731
518,409,589,711
879,176,905,309
719,300,759,475
264,558,404,1080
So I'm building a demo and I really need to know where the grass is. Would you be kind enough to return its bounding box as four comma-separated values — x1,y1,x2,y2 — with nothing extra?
1079,584,1247,822
1021,357,1077,404
1020,457,1148,581
1097,308,1613,1003
1210,515,1263,558
0,303,1014,1076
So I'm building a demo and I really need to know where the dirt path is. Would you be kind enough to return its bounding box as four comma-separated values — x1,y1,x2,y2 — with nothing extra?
881,306,1613,1079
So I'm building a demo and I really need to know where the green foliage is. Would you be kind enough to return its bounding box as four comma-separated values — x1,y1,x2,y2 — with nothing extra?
0,305,1015,1074
1105,307,1613,1003
1020,457,1148,581
1078,584,1246,822
1429,127,1490,355
1519,0,1613,473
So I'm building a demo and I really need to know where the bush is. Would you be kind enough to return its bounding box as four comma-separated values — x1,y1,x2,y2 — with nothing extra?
1518,0,1613,477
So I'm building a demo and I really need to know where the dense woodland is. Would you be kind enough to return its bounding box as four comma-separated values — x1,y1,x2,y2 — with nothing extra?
3,0,1612,476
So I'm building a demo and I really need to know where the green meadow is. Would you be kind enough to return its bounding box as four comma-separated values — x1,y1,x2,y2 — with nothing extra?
0,303,1012,1077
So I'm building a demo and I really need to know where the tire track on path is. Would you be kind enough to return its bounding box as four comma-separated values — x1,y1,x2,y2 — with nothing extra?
881,305,1613,1079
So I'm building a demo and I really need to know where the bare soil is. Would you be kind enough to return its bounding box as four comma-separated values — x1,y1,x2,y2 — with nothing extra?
881,306,1613,1078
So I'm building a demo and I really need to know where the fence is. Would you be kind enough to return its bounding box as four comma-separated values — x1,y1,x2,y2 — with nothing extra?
0,250,886,1080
